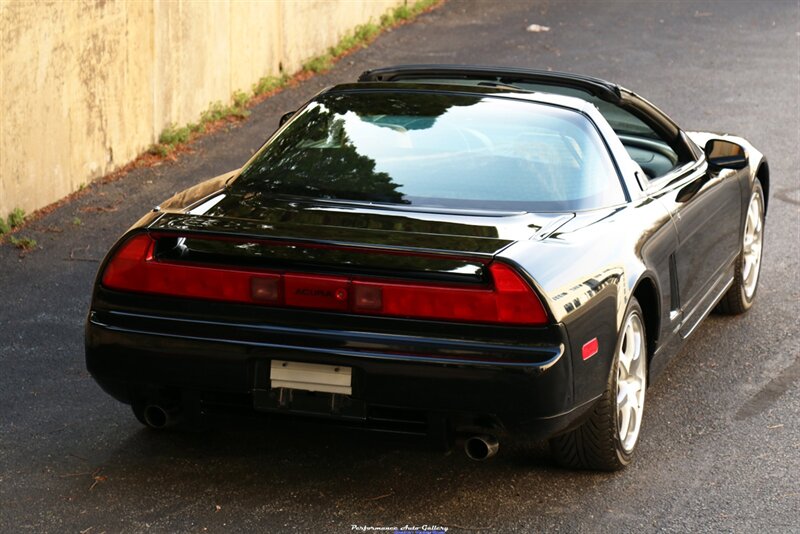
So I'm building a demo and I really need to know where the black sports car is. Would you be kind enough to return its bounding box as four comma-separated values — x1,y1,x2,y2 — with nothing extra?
86,65,767,470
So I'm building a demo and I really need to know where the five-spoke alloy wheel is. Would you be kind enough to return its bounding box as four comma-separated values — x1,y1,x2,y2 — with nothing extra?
550,298,648,471
616,309,647,454
717,178,765,314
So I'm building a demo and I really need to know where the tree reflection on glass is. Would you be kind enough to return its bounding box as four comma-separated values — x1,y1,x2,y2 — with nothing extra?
232,90,622,211
233,92,481,205
236,104,406,204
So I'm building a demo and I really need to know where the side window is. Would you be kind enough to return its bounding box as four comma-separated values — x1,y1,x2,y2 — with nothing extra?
592,100,680,180
514,82,686,181
400,78,690,182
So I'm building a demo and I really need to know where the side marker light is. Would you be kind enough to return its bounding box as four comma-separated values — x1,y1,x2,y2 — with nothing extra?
582,338,599,360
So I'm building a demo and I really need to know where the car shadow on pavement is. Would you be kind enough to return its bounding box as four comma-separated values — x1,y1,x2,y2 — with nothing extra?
86,414,576,503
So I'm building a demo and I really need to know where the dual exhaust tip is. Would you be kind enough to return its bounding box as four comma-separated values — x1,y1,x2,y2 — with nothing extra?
141,405,500,461
142,404,181,429
463,434,499,461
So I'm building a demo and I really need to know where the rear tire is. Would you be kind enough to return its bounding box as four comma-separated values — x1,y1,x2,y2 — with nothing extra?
716,178,765,315
550,299,647,471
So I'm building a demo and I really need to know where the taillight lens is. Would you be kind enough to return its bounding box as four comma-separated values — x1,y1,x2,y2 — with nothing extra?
101,233,548,325
102,234,280,305
350,263,546,325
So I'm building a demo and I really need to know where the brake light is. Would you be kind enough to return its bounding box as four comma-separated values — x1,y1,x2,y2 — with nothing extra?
350,262,546,324
102,234,280,305
101,234,549,325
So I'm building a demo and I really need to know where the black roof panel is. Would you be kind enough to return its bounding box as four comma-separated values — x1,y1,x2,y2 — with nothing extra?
358,64,622,103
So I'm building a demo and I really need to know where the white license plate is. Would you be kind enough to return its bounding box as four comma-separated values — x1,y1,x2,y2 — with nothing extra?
270,360,352,395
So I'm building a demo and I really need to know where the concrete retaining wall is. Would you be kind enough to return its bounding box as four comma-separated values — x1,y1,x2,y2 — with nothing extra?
0,0,402,217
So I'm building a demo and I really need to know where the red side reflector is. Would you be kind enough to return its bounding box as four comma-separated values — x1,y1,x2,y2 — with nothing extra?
582,338,599,360
101,234,549,326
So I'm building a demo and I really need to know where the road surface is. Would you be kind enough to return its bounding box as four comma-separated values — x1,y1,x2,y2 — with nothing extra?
1,1,798,532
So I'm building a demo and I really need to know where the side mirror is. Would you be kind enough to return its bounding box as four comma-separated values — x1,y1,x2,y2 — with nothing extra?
705,139,747,170
279,111,295,127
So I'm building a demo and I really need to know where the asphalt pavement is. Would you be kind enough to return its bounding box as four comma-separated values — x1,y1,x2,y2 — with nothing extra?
1,1,798,532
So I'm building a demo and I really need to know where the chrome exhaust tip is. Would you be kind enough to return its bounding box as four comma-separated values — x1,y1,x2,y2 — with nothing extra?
142,404,181,429
464,434,499,461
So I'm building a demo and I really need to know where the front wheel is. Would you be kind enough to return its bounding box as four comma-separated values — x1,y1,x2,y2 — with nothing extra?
716,178,765,314
550,298,647,471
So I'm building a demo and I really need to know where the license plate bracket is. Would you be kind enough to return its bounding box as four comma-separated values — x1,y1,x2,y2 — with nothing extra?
269,360,352,395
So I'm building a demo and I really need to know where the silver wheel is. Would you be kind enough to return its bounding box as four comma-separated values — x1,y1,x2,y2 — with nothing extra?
741,188,764,300
616,311,647,453
716,178,765,315
549,298,648,470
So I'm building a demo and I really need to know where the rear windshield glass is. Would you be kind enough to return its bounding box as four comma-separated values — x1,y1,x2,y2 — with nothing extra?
233,91,624,211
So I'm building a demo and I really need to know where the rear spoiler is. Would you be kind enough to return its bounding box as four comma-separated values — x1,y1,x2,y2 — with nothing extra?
148,212,514,258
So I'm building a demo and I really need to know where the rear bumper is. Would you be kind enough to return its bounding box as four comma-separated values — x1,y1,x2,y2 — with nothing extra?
86,309,594,441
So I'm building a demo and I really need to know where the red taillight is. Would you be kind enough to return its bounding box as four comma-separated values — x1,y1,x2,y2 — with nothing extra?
102,234,280,305
489,262,548,324
101,234,549,325
350,262,546,325
101,234,155,291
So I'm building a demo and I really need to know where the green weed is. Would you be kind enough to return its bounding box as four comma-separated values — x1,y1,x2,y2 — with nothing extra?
380,12,395,27
9,236,37,251
302,55,334,74
393,4,412,20
252,74,289,96
8,208,25,228
158,123,192,146
303,0,438,75
232,90,249,109
147,0,441,158
148,143,171,157
200,98,250,123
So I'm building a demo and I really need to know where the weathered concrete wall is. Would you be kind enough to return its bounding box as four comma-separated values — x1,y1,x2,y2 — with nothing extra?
0,0,402,218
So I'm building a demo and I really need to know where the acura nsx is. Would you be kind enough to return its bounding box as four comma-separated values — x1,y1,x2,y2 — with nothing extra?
86,65,768,470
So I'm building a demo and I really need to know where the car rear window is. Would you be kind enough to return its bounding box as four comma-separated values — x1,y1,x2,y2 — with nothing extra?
233,91,624,211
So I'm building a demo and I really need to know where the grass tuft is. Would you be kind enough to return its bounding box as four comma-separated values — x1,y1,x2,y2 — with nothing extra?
9,236,37,251
301,0,440,75
232,90,249,109
148,143,171,157
8,208,25,228
252,74,289,96
302,55,334,74
393,4,413,20
158,124,192,146
0,207,28,238
150,93,253,155
147,0,441,157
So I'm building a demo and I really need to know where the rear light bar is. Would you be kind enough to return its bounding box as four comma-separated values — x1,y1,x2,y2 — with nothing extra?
101,233,548,325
